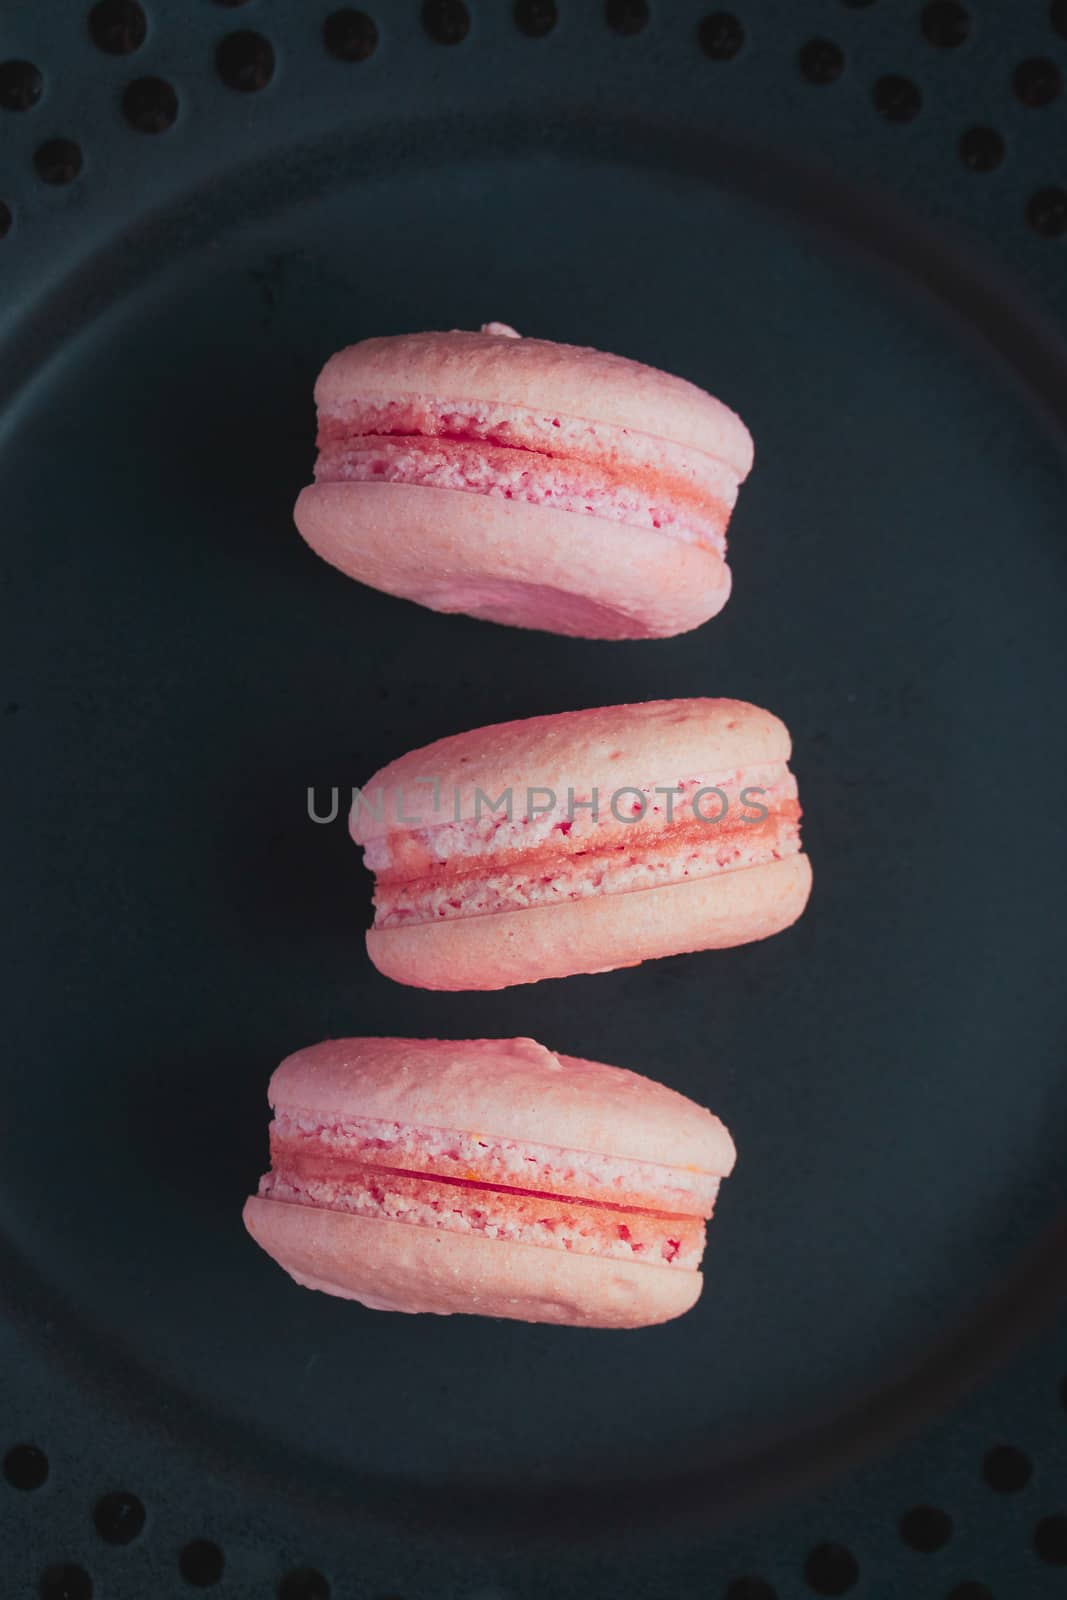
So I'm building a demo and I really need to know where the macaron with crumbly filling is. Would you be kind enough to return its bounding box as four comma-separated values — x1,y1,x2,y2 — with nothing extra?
351,697,811,991
243,1036,737,1328
294,324,753,639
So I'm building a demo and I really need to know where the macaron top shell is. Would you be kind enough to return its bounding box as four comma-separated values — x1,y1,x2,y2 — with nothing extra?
269,1036,736,1177
352,697,791,840
314,329,754,478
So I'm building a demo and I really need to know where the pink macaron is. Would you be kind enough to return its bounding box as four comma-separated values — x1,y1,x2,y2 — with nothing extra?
242,1036,736,1328
352,697,812,991
293,324,753,639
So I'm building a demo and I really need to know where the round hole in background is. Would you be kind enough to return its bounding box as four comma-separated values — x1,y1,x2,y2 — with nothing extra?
421,0,470,44
798,38,845,84
323,10,379,61
946,1585,994,1600
605,0,649,36
1013,57,1062,107
873,73,923,121
278,1569,331,1600
4,1443,48,1490
514,0,557,37
959,125,1004,172
0,59,43,112
178,1539,225,1587
122,76,178,133
93,1489,146,1545
0,201,11,239
215,30,275,92
804,1543,860,1595
1034,1515,1067,1565
726,1579,778,1600
921,2,971,48
88,0,147,55
699,13,746,61
33,138,82,184
1027,185,1067,236
38,1566,92,1600
982,1444,1033,1493
899,1504,954,1552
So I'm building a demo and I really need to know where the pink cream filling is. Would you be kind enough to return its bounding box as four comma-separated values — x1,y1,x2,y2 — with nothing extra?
314,395,741,552
259,1113,718,1269
365,769,802,928
269,1110,721,1210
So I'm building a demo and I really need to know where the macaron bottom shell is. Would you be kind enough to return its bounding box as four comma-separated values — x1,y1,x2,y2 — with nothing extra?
294,481,731,639
367,853,813,991
243,1198,704,1328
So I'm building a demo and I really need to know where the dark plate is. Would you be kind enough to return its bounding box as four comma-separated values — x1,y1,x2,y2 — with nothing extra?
3,121,1066,1554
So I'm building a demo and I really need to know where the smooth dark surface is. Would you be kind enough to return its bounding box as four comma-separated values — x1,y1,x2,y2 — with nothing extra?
2,146,1066,1537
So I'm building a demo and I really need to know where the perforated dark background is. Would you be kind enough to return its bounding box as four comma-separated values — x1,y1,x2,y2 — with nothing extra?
1,2,1066,1597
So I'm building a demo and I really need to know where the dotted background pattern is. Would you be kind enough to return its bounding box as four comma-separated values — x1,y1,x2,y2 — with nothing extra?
1,3,1066,1597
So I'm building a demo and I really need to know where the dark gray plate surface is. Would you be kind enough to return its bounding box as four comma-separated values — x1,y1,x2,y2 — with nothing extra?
2,133,1066,1549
